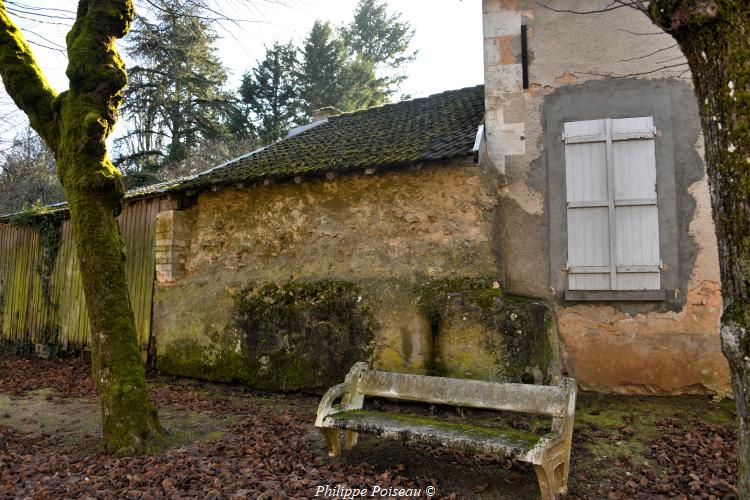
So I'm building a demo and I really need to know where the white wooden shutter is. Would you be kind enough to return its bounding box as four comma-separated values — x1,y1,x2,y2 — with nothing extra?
563,117,660,291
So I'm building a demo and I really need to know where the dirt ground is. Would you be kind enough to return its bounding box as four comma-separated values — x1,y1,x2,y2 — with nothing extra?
0,355,739,499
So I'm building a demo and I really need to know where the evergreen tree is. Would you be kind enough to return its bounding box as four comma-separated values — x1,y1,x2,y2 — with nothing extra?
240,41,302,144
342,0,416,95
240,1,415,130
299,19,390,114
117,0,242,173
337,56,388,111
299,21,348,115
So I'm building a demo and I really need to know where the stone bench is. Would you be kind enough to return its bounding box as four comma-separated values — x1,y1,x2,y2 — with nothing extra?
315,362,577,500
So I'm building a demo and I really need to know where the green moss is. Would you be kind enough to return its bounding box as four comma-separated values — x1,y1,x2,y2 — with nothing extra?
418,277,503,325
417,277,557,383
9,203,64,307
417,277,503,376
159,408,235,449
333,409,543,446
157,337,250,384
1,0,162,456
0,338,35,358
576,393,737,476
159,280,378,392
227,280,377,392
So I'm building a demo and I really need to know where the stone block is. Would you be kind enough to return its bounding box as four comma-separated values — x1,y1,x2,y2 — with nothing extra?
485,64,523,95
483,8,521,38
418,278,560,384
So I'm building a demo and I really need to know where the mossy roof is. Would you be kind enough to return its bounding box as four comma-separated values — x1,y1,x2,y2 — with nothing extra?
129,84,484,196
1,85,484,220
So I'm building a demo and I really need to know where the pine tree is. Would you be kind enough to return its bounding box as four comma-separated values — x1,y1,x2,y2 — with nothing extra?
299,21,348,115
342,0,416,95
299,19,390,114
337,56,388,111
240,41,302,144
117,0,240,173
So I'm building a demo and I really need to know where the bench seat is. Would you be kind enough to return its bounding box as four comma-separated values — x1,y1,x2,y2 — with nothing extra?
316,363,576,500
323,409,548,458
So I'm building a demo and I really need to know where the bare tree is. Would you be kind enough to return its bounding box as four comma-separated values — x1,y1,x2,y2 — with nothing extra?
0,126,64,215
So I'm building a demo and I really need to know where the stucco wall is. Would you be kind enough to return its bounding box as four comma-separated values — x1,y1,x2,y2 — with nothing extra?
482,0,730,394
183,162,496,282
153,161,562,388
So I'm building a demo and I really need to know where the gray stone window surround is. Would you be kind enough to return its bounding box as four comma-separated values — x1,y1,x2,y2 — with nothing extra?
544,79,704,308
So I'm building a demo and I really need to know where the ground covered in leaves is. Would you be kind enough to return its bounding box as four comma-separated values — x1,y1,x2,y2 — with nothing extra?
0,354,739,499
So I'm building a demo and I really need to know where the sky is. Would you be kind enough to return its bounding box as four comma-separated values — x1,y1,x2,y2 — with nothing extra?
0,0,484,143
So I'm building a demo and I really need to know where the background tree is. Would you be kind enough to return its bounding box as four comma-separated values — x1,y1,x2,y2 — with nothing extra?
0,0,163,454
158,136,259,181
0,127,64,215
240,41,302,144
244,0,416,141
341,0,415,98
298,20,349,116
336,55,388,111
116,0,243,181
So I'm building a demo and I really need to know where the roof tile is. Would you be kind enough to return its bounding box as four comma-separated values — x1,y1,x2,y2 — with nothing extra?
130,84,484,197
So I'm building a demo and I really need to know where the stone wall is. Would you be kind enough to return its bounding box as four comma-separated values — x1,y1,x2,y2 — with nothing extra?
481,0,730,395
152,161,561,390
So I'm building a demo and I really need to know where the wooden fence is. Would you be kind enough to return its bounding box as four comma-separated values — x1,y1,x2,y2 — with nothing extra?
0,198,161,353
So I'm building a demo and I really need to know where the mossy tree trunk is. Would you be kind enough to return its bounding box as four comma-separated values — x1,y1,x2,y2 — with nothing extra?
0,0,163,455
647,0,749,493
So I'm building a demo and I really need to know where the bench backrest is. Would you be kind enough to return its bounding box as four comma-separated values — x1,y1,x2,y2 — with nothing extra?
355,370,571,417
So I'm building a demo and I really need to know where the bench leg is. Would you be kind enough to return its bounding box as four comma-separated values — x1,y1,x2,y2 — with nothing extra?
533,463,559,500
556,459,569,495
344,431,358,450
320,428,341,458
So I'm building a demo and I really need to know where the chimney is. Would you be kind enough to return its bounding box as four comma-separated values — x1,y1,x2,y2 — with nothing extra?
311,106,342,122
286,107,343,138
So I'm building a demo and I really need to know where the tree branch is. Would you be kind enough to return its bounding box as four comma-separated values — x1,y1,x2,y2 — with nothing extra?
616,27,670,36
65,0,133,122
648,0,720,31
535,0,637,15
620,42,678,61
578,61,689,78
0,0,60,149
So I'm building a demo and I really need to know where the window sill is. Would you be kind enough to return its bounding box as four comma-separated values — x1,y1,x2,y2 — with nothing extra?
564,290,666,302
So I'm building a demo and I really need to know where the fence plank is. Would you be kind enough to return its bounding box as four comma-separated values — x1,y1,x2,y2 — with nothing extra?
0,198,160,353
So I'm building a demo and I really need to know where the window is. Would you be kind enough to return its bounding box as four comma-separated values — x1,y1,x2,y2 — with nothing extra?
563,116,660,291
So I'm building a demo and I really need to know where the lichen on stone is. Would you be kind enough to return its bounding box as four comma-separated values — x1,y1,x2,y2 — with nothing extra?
417,277,558,384
225,280,377,392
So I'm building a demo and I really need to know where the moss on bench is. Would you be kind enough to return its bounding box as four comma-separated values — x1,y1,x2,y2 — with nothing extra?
326,409,544,456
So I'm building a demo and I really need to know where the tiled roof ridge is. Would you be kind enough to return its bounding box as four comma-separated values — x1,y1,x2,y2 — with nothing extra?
325,84,485,121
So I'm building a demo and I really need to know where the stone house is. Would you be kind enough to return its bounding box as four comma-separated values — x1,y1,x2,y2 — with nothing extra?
0,1,730,395
480,0,728,395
